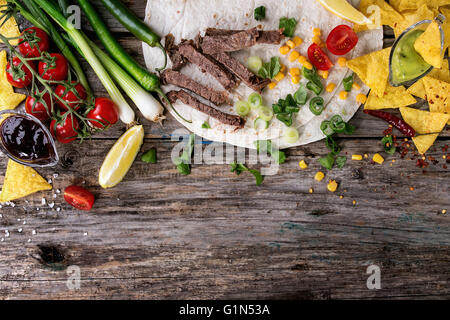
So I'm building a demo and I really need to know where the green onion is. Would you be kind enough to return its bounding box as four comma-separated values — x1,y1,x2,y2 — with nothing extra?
258,106,274,121
234,101,250,117
254,117,269,130
247,56,263,74
309,97,325,116
283,127,299,144
141,148,157,164
320,120,335,136
248,92,263,109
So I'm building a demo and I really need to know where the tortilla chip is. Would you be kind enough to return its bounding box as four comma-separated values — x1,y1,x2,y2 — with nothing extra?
440,7,450,55
347,48,391,98
399,107,450,154
356,0,404,32
390,0,450,13
393,4,437,38
414,21,443,68
407,60,450,99
364,83,416,110
0,0,20,46
423,77,450,123
0,50,26,110
0,160,52,202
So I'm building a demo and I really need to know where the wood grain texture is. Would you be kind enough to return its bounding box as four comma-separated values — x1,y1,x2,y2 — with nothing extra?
0,0,449,300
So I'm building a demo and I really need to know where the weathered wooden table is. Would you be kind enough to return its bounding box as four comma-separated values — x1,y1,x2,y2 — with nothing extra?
1,1,449,300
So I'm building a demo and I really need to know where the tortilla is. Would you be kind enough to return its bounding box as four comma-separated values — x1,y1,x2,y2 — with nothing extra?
0,51,26,111
347,47,390,98
414,21,443,68
407,59,450,99
0,160,52,202
393,4,437,38
354,0,404,32
440,7,450,55
390,0,449,13
423,77,450,123
364,83,416,110
143,0,383,149
0,0,21,45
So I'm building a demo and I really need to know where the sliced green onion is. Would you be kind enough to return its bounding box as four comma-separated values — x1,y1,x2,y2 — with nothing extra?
283,127,299,144
320,120,335,137
330,115,346,133
248,92,263,109
234,101,250,117
258,106,274,121
247,56,263,74
254,118,269,130
309,97,325,116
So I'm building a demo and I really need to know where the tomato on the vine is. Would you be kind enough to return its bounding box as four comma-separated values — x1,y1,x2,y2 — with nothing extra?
55,81,87,111
307,43,333,71
326,25,358,56
25,91,53,122
5,57,35,88
87,98,119,129
38,53,68,81
50,113,79,144
64,185,95,211
18,27,50,58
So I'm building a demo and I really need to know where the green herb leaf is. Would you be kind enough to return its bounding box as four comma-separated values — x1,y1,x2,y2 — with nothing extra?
344,123,356,135
294,84,308,105
343,74,354,92
141,148,157,164
382,135,396,155
325,136,341,155
174,134,195,175
230,163,264,186
249,169,264,186
254,6,266,21
254,140,286,164
258,57,281,79
335,156,347,168
319,153,335,170
279,17,297,37
201,121,211,129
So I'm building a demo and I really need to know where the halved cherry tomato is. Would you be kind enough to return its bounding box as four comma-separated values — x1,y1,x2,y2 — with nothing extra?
326,25,358,56
87,98,119,129
50,113,79,144
307,44,333,71
6,57,35,88
64,185,95,211
18,27,50,58
55,81,87,111
25,91,53,122
38,53,68,81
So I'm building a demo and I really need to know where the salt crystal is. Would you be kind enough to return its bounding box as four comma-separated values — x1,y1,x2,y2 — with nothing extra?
53,194,57,199
56,189,61,194
18,228,22,233
53,173,59,179
10,202,15,208
47,179,52,184
23,221,26,225
32,230,36,235
41,198,46,205
48,202,55,209
1,238,4,242
56,207,61,212
27,239,31,243
83,232,88,236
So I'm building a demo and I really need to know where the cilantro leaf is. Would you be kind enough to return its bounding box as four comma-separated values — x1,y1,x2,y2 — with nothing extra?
258,57,281,79
174,134,195,175
141,148,157,164
343,74,354,92
201,121,211,129
279,17,297,37
254,140,286,164
230,162,264,186
335,156,347,169
382,135,396,155
254,6,266,21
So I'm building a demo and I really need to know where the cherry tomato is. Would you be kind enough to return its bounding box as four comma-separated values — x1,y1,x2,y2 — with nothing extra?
38,53,68,81
326,25,359,56
5,57,35,88
55,82,87,111
64,185,95,211
25,91,53,122
307,43,333,71
87,98,119,129
50,113,79,144
18,27,50,58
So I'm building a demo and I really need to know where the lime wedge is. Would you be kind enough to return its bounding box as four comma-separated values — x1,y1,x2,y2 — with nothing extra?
316,0,372,25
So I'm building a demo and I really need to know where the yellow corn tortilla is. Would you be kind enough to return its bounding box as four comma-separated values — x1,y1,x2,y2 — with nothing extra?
0,160,52,202
414,21,442,68
423,77,450,123
390,0,450,13
407,59,450,99
399,106,450,154
0,50,26,110
440,7,450,55
364,83,416,110
355,0,404,32
0,0,20,45
393,4,437,38
347,47,391,98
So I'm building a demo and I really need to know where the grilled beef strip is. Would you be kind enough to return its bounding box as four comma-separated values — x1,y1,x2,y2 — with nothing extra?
178,41,239,91
161,69,230,105
167,90,245,128
164,34,187,71
205,28,285,45
200,28,259,54
211,52,270,93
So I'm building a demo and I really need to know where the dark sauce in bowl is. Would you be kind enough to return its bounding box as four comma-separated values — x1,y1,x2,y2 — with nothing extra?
0,115,55,164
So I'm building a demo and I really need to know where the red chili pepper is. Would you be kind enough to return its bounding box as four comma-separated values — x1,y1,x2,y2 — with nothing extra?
363,110,416,137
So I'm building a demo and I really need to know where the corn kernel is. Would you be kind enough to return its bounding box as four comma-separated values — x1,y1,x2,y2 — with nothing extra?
352,154,363,161
313,28,322,36
286,40,296,49
309,188,314,194
298,56,308,64
352,82,361,91
337,57,347,67
280,63,286,73
289,51,300,62
293,36,303,47
302,61,313,70
290,67,301,76
299,160,308,169
314,171,325,182
326,83,336,93
364,154,369,159
339,91,348,100
356,93,367,104
442,209,447,214
373,153,385,164
274,72,285,82
409,186,415,191
279,45,290,55
312,35,322,46
352,200,356,205
327,180,338,193
318,70,329,79
291,75,301,84
268,82,277,90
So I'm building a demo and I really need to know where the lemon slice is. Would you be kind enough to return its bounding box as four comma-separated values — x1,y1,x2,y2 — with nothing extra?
316,0,372,25
99,125,144,188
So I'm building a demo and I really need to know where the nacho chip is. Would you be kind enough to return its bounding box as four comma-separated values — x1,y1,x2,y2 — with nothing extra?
0,0,21,46
407,59,450,99
390,0,449,13
414,21,443,68
393,4,437,38
355,0,404,32
399,106,450,154
423,77,450,123
0,160,52,202
0,50,26,110
440,7,450,55
364,83,416,110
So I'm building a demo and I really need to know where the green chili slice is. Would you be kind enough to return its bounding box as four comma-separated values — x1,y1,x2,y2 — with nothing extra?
330,115,346,133
306,80,323,95
320,120,335,137
309,97,325,115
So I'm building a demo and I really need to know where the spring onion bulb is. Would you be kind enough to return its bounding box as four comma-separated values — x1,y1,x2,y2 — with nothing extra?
258,106,274,122
234,101,251,117
247,56,263,74
248,92,263,109
283,127,299,144
254,118,269,130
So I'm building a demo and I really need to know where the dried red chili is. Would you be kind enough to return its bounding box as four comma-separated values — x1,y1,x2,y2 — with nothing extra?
364,110,416,137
